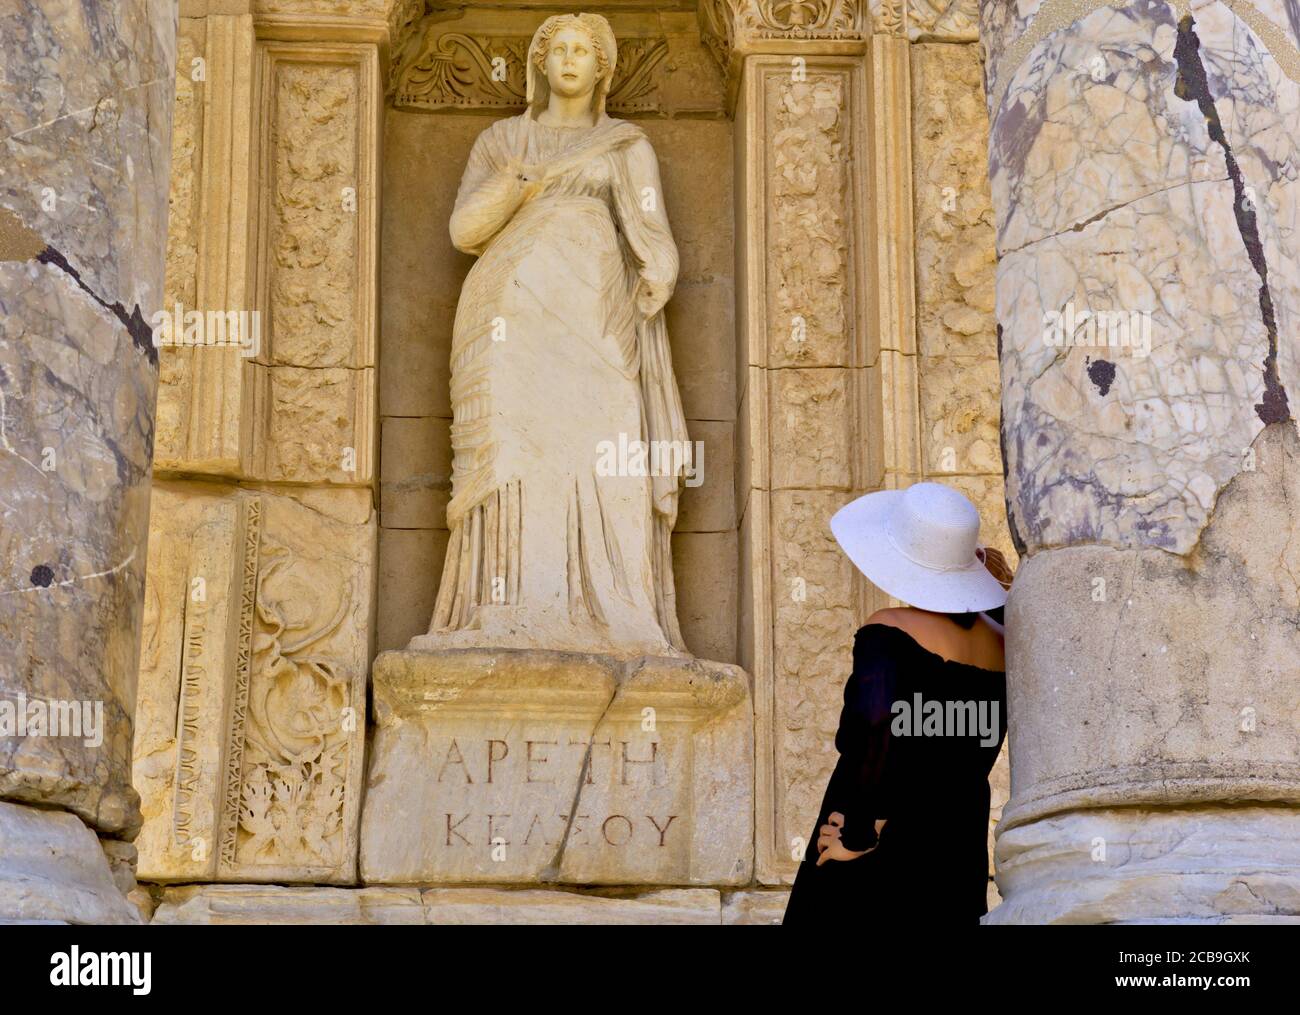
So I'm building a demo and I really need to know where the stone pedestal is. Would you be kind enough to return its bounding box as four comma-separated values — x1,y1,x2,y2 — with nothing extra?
991,806,1300,924
360,649,753,886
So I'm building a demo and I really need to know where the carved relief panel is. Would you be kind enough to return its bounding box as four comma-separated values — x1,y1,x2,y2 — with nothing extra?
393,8,726,117
134,483,374,883
153,27,380,487
246,39,379,485
736,54,881,885
868,0,979,39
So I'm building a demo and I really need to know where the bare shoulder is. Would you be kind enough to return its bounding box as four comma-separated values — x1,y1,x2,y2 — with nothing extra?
865,607,937,638
864,607,1004,670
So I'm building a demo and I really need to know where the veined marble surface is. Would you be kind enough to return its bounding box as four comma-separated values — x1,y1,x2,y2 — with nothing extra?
983,0,1299,553
0,2,176,834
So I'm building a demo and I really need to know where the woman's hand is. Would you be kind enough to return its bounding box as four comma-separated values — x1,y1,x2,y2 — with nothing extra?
976,545,1014,589
814,812,883,865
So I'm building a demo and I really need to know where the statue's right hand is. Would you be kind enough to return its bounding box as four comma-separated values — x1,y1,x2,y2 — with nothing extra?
500,160,543,199
518,178,545,204
500,161,544,205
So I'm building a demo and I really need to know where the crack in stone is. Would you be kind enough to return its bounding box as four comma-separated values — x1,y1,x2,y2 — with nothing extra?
36,245,158,367
37,362,143,486
537,673,621,883
996,324,1030,558
998,178,1230,259
1228,877,1280,914
1174,14,1290,426
1,76,172,147
990,0,1300,119
0,549,136,596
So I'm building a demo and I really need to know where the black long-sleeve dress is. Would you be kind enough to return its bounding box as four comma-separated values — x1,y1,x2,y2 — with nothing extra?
782,623,1007,924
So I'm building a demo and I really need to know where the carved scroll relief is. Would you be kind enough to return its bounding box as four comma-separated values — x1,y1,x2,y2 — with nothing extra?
134,483,373,883
396,32,669,113
393,12,726,117
246,40,379,485
868,1,980,39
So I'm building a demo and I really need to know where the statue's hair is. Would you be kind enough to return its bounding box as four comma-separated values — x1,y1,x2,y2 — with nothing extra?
526,13,618,115
530,13,613,76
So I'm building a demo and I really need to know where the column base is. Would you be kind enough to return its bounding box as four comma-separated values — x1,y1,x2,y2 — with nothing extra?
985,806,1300,924
0,800,143,924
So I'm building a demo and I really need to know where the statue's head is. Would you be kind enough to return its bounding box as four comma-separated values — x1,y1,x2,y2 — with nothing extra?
526,13,617,119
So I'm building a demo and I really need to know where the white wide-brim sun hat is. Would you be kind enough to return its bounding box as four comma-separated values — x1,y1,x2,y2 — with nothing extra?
830,482,1008,614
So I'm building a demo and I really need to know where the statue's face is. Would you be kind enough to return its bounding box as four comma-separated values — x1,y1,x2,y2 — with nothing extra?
544,26,600,100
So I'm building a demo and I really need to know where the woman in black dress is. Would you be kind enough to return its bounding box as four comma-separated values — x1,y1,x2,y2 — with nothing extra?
782,482,1013,925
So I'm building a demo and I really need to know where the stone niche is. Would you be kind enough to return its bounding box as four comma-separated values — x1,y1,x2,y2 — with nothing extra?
378,2,737,666
361,650,753,885
369,0,749,892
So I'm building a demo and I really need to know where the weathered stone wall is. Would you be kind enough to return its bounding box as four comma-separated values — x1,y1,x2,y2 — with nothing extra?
911,42,1012,561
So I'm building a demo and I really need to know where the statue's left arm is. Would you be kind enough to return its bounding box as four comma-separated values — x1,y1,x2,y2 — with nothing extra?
612,136,680,320
610,132,690,650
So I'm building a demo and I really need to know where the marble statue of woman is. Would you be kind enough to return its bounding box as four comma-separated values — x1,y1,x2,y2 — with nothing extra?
411,13,691,658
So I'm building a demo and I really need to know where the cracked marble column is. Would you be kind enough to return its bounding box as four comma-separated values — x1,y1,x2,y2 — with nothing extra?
0,2,175,922
980,0,1300,922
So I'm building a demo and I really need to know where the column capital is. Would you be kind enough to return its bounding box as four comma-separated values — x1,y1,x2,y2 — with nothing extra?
698,0,982,61
699,0,868,79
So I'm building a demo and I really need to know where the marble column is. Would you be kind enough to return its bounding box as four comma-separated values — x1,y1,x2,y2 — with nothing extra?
980,0,1300,922
0,2,176,922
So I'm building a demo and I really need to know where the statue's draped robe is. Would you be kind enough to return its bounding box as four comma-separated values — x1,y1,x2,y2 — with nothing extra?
424,113,689,656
